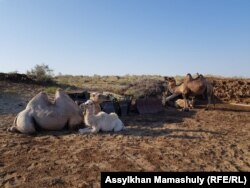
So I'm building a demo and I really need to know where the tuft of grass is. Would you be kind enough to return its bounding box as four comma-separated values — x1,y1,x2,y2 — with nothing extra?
44,86,58,94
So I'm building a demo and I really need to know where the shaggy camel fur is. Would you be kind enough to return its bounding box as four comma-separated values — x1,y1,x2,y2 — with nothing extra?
8,89,83,134
79,99,124,133
165,73,214,110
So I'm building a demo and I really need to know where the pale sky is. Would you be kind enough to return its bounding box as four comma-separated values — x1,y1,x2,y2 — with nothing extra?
0,0,249,77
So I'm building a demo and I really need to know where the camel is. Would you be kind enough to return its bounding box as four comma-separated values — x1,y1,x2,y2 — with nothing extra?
8,89,83,134
164,73,214,111
174,98,195,109
79,99,124,133
89,92,108,114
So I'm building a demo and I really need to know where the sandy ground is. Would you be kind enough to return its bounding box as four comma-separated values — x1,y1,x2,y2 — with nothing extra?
0,81,250,188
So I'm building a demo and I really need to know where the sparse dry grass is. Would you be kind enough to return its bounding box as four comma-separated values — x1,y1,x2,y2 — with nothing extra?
54,75,166,98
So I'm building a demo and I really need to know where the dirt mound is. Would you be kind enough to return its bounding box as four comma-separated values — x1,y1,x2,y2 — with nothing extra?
125,79,167,99
209,78,250,104
0,73,35,84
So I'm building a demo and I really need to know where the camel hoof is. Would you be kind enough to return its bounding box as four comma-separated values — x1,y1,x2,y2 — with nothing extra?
7,127,19,133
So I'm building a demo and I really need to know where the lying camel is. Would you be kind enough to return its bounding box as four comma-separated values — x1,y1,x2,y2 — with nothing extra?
79,99,124,133
8,89,83,134
165,73,214,111
89,92,109,114
174,98,195,109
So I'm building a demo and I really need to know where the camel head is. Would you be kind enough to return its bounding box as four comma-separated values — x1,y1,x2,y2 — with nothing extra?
85,99,94,106
79,99,95,115
164,76,172,82
164,77,177,94
164,76,176,85
79,103,86,114
83,99,96,113
166,78,176,87
90,92,108,104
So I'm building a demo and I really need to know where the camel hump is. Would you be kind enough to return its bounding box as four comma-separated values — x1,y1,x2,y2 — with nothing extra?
184,73,193,83
197,73,204,79
109,113,119,120
186,73,206,82
55,88,66,98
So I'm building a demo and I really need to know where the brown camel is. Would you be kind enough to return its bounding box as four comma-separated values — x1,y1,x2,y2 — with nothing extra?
164,73,214,111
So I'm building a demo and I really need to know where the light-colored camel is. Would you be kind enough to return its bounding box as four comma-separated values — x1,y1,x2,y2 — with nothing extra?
165,73,214,110
174,98,195,109
79,99,124,133
8,89,83,134
89,92,108,114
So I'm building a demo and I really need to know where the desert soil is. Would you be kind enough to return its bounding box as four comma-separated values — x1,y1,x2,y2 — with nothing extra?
0,81,250,188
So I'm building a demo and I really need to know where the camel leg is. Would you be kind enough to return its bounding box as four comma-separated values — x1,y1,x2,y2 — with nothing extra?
190,97,195,109
8,111,37,134
113,120,124,132
206,95,215,110
187,98,194,109
165,93,181,102
182,94,189,112
90,126,100,133
7,115,19,133
206,87,215,110
7,126,20,133
68,116,82,130
79,127,92,134
205,83,215,110
205,96,211,110
79,125,100,133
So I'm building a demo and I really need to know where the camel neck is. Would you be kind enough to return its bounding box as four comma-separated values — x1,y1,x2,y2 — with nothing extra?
168,83,183,94
86,106,96,116
86,110,94,116
168,84,176,94
84,109,96,127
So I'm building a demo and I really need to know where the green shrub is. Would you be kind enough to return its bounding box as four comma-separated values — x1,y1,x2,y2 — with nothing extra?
27,64,54,83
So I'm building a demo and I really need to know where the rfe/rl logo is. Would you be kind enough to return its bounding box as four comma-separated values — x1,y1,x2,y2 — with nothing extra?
210,176,244,184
